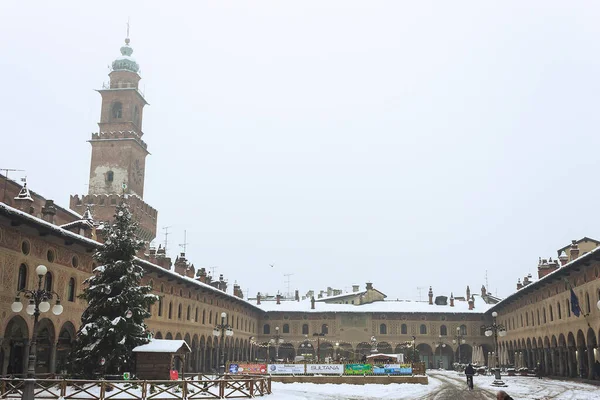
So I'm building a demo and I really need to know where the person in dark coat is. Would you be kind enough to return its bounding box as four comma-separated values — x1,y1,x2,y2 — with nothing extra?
536,361,543,379
464,363,475,390
594,360,600,379
496,390,514,400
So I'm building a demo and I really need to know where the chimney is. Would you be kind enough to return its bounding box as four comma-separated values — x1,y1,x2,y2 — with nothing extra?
295,290,299,302
570,240,579,261
450,293,454,307
186,264,195,278
311,296,315,309
276,294,281,304
233,284,244,299
468,296,474,310
174,253,187,276
558,251,568,266
41,200,57,224
428,286,433,305
256,292,261,305
13,183,34,213
327,287,333,297
352,285,360,293
481,285,487,297
318,291,324,299
366,282,373,290
516,278,523,290
466,285,471,300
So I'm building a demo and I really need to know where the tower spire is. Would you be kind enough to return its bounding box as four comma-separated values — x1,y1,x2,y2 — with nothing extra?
126,18,130,40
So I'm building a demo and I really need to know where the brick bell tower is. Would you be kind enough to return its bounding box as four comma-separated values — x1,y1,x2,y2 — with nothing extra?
70,35,157,243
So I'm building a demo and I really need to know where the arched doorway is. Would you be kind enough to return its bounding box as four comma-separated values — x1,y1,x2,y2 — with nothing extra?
336,343,353,362
279,343,296,362
34,318,56,374
3,316,29,375
416,344,433,369
56,322,76,374
355,342,372,361
456,343,472,364
377,341,393,354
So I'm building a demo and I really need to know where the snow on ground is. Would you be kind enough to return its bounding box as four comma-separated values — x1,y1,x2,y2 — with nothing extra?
269,378,440,400
430,370,599,400
268,371,600,400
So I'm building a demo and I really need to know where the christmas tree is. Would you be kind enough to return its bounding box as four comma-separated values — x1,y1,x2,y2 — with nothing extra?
70,202,158,377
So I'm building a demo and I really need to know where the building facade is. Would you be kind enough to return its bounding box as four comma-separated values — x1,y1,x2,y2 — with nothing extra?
490,240,600,380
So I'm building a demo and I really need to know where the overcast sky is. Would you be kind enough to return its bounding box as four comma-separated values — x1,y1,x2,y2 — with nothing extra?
1,1,599,303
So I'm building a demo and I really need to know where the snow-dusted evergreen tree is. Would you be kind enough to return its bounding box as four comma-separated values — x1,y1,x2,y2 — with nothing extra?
70,202,158,377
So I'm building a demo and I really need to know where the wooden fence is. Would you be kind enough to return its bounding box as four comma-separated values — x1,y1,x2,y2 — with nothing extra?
0,374,271,399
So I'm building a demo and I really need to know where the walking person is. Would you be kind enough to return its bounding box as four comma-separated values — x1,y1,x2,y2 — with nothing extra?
465,363,475,390
536,361,543,379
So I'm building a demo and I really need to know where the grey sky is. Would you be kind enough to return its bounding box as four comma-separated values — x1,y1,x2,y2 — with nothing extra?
1,1,599,302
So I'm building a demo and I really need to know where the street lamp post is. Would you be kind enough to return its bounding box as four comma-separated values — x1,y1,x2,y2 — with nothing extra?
453,326,466,365
411,336,417,363
483,311,507,387
434,336,447,370
313,332,326,362
212,312,233,374
248,336,254,361
11,265,63,400
270,327,283,361
334,342,339,362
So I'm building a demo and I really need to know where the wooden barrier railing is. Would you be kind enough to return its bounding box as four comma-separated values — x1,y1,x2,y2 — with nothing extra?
0,375,271,399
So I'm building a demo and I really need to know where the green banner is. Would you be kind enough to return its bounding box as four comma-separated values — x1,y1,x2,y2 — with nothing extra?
344,364,373,375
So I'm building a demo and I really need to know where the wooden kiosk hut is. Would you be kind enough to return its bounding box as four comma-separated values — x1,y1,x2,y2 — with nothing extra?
133,339,191,380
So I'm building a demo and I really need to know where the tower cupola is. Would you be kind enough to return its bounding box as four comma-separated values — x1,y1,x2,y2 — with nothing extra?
112,38,140,73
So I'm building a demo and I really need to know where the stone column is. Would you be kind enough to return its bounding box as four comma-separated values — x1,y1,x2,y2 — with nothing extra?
1,343,10,376
559,348,566,376
587,345,595,380
568,347,577,377
22,339,30,375
48,343,57,374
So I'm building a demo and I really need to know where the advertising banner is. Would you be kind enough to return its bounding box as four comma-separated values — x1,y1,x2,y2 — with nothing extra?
267,364,305,374
344,364,373,375
373,364,413,375
306,364,344,375
228,363,267,374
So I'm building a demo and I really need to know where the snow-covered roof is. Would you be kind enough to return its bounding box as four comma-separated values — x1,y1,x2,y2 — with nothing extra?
0,202,98,248
315,291,366,302
489,243,600,312
133,339,190,353
257,297,491,314
367,353,402,359
135,257,263,312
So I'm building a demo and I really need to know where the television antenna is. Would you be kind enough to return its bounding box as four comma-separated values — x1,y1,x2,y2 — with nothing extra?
417,287,426,302
162,226,172,253
284,273,294,298
179,230,190,254
1,168,25,203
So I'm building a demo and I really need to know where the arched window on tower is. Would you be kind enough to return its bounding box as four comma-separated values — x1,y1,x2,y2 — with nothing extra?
459,325,467,336
112,102,122,119
106,171,114,183
401,324,408,334
263,324,270,335
283,324,290,334
420,324,427,334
